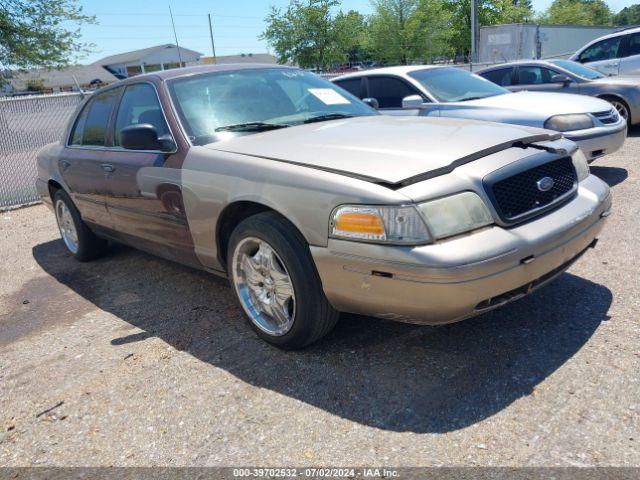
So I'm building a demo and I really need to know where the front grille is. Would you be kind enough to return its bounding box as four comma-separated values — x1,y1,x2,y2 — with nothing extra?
593,108,619,124
486,157,577,223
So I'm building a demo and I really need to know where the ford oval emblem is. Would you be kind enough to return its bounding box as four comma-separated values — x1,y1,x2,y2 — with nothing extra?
536,176,555,192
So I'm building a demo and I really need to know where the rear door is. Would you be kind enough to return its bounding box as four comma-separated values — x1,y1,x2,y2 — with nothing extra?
577,35,624,76
60,88,121,226
364,75,426,116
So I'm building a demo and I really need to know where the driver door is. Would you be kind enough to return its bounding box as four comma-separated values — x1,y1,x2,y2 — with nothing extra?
104,81,197,264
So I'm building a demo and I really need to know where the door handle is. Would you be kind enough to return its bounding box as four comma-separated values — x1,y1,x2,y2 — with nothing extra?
101,164,115,173
59,160,71,171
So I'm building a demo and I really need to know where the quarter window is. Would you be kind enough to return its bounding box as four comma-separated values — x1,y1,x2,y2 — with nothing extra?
115,83,169,146
481,68,514,86
366,76,422,109
579,36,623,63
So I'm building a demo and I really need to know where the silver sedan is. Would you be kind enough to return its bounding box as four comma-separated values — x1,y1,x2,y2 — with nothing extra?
478,59,640,125
333,65,627,162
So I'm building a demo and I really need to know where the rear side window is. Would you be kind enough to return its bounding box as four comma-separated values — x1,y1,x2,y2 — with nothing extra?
115,83,169,146
517,66,554,85
579,36,623,63
70,89,119,146
334,78,363,97
480,68,513,86
367,76,422,109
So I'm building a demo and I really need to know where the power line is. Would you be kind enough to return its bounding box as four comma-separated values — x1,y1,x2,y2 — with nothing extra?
89,12,263,19
89,24,261,29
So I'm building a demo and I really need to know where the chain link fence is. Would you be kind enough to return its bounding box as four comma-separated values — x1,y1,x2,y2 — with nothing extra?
0,92,83,209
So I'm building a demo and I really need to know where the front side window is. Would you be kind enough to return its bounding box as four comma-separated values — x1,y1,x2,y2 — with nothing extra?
167,68,376,145
115,83,170,146
517,66,555,85
408,67,509,103
366,76,422,108
70,89,120,146
480,68,514,86
626,32,640,57
579,36,623,63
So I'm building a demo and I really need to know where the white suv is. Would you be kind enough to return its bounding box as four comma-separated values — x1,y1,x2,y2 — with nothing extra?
571,27,640,76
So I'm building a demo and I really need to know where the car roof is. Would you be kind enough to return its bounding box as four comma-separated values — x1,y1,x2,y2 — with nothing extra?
131,63,295,82
477,59,563,72
576,26,640,52
333,64,451,80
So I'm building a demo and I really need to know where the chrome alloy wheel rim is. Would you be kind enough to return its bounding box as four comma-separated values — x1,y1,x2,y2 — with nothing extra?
611,101,629,122
55,199,79,254
231,237,296,336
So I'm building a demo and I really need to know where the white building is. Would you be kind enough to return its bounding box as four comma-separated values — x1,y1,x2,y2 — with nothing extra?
94,44,203,78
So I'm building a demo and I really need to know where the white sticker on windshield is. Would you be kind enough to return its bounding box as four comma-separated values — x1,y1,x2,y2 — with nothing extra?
308,88,351,105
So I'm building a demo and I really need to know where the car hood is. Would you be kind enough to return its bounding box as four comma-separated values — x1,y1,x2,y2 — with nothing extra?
204,115,558,186
438,91,613,123
590,76,640,87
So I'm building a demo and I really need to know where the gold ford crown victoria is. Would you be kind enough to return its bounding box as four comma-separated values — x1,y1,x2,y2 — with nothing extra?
36,65,612,349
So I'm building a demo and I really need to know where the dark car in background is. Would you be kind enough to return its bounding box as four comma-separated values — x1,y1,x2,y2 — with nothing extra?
478,59,640,125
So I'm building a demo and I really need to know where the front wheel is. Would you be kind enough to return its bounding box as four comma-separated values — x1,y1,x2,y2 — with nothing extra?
227,212,339,349
604,97,631,126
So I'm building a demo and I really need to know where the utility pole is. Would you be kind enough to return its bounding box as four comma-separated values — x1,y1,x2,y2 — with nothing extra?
208,13,217,63
470,0,479,63
169,5,183,67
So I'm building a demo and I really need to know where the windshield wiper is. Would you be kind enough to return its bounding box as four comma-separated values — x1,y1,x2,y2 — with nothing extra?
457,96,485,102
303,113,354,124
215,122,290,132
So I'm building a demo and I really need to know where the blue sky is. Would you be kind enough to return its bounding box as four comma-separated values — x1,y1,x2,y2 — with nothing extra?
78,0,638,64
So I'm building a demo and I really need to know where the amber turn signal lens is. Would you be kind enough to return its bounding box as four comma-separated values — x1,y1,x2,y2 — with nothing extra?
335,212,385,235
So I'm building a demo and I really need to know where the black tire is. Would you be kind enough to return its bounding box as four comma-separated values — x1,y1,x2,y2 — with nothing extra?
53,189,108,262
602,96,631,126
227,211,339,349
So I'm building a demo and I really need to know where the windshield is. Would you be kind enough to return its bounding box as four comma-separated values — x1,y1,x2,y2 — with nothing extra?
167,68,376,145
408,67,509,102
549,59,604,80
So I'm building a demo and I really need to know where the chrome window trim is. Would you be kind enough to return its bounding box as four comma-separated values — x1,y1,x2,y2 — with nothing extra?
66,80,178,155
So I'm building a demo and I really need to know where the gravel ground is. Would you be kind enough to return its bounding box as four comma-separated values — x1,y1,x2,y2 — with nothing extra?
0,132,638,468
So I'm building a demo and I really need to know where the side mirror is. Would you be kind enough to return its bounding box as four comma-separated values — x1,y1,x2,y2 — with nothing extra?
362,97,379,109
551,74,572,85
121,124,175,152
402,94,425,109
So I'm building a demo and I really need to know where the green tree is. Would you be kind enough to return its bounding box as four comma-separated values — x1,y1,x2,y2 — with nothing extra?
334,10,369,63
365,0,420,65
0,0,95,71
614,4,640,25
542,0,612,25
262,0,351,70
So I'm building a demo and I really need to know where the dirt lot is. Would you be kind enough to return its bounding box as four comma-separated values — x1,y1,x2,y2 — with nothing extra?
0,132,638,468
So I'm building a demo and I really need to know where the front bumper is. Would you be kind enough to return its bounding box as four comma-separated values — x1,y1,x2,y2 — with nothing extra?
565,121,627,162
311,175,611,325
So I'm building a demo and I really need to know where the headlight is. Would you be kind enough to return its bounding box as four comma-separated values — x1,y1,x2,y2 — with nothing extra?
330,193,494,245
544,114,594,132
418,192,493,240
330,205,431,244
571,148,590,181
